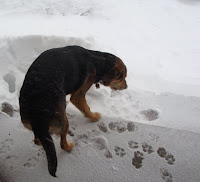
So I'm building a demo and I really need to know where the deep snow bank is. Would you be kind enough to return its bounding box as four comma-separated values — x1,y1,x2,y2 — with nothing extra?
0,35,100,109
1,0,200,98
1,35,200,134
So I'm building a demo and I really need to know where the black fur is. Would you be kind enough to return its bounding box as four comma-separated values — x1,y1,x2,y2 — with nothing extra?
19,46,117,176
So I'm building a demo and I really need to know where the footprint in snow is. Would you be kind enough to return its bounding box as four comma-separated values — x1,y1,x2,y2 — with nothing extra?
0,139,14,155
4,155,19,163
127,122,135,132
149,133,160,142
157,147,175,165
114,146,126,157
97,122,108,133
4,155,20,171
92,137,108,151
108,121,127,133
128,141,139,149
73,120,175,173
92,136,113,159
132,151,144,169
24,157,40,168
1,102,14,117
104,150,113,159
74,130,113,159
75,129,101,146
142,142,154,154
23,149,43,168
160,168,173,182
97,121,136,134
140,109,159,121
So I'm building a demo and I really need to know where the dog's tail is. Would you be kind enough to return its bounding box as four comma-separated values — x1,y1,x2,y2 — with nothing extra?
31,123,57,177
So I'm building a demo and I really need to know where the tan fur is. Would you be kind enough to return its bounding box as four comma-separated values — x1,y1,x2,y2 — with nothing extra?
22,101,74,151
70,72,101,122
21,56,126,152
107,57,127,90
19,46,128,177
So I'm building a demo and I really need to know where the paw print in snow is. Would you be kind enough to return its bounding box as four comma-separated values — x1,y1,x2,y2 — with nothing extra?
140,109,159,121
92,137,108,151
108,122,126,133
98,121,136,134
97,123,108,133
23,150,43,168
149,133,160,142
160,168,173,182
104,150,113,159
165,154,175,165
127,122,135,132
157,147,175,165
114,146,126,157
24,156,39,168
157,147,167,158
0,139,14,155
142,143,154,154
132,151,144,169
128,141,139,149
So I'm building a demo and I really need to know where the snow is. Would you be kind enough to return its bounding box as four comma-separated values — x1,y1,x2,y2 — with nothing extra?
1,114,200,182
0,0,200,181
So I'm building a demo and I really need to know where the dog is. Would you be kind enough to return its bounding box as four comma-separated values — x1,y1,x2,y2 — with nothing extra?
19,46,127,177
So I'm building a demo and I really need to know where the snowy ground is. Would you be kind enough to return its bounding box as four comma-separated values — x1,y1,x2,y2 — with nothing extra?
0,0,200,181
1,113,200,182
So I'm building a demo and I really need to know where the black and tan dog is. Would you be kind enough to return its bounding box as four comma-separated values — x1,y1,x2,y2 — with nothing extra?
19,46,127,177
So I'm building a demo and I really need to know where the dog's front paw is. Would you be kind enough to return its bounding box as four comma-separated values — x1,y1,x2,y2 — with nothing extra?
66,142,74,152
90,112,101,122
61,142,74,152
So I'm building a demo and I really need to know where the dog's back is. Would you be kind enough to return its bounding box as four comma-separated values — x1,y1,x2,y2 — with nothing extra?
19,46,90,176
19,46,125,176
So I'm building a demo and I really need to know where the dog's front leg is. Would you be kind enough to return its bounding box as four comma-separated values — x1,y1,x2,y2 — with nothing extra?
70,75,101,122
70,93,101,121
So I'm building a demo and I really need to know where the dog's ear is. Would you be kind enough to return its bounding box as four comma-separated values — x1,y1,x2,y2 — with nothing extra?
113,63,124,80
117,71,124,80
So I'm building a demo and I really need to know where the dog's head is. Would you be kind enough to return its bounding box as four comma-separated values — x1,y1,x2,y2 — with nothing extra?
101,57,127,90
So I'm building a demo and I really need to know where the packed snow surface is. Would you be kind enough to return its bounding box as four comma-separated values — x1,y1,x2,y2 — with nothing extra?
0,0,200,132
0,0,200,181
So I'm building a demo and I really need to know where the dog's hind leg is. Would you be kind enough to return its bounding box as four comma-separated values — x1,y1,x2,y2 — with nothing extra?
34,135,41,145
60,114,74,151
21,119,41,145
